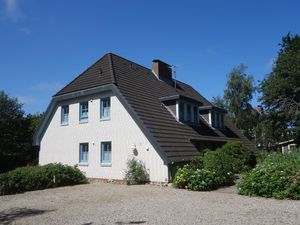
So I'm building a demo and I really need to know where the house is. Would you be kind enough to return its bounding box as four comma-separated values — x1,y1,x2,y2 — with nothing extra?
277,139,297,153
34,53,255,183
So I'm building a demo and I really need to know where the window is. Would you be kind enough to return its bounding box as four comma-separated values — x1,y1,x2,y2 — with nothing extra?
179,102,184,121
211,111,215,127
79,102,88,122
101,142,111,164
216,112,220,128
187,104,191,122
220,114,224,128
100,97,110,120
61,105,69,125
193,106,198,123
79,143,89,164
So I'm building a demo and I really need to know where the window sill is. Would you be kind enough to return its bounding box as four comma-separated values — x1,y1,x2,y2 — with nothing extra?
61,123,69,126
79,120,88,124
79,163,89,166
100,118,111,121
101,163,112,167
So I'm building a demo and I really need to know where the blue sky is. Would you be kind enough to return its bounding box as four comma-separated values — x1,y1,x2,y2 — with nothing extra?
1,0,299,114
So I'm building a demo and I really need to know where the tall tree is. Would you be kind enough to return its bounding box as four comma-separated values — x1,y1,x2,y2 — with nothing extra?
211,95,227,109
260,33,300,143
224,64,257,139
0,90,41,172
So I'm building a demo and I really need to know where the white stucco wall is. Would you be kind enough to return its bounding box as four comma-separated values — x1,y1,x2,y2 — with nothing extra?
39,92,169,182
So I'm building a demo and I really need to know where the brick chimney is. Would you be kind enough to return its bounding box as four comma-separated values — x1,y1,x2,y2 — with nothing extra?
152,59,172,81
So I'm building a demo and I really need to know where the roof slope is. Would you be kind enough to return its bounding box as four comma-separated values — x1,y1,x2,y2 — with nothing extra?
55,53,256,162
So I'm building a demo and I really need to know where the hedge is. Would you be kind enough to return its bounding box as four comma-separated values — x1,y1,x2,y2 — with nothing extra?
0,163,88,195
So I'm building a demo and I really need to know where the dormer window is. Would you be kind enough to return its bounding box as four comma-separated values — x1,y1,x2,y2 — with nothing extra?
193,106,198,123
199,105,226,129
159,95,200,125
211,111,225,129
178,101,199,124
187,104,191,122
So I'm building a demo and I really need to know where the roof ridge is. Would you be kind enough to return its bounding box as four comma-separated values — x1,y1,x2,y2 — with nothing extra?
109,52,152,72
54,53,110,97
107,53,117,84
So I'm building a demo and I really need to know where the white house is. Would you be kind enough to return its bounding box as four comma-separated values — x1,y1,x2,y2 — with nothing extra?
34,53,255,183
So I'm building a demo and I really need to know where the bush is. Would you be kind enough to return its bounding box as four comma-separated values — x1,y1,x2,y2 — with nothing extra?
186,169,231,191
0,163,88,195
220,141,256,173
190,154,204,169
173,164,194,188
238,150,300,200
203,149,235,185
173,141,253,191
124,158,149,185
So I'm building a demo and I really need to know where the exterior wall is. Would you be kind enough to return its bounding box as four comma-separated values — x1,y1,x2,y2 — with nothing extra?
39,92,169,182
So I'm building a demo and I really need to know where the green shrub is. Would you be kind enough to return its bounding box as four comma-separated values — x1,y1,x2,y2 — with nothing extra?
173,141,253,191
203,150,235,185
124,158,149,185
190,154,204,169
187,169,231,191
238,150,300,200
0,163,88,195
220,141,256,173
173,164,194,188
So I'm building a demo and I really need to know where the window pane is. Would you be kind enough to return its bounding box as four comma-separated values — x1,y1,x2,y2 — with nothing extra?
61,105,69,124
216,112,220,128
79,143,88,163
220,114,224,128
179,102,184,121
187,104,191,122
80,102,88,121
101,142,111,164
101,98,111,119
193,106,198,123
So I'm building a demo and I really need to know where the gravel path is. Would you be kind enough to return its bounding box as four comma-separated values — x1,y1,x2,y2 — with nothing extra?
0,183,299,225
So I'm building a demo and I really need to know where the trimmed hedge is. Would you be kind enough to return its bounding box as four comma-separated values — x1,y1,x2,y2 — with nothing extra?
238,150,300,200
0,163,88,195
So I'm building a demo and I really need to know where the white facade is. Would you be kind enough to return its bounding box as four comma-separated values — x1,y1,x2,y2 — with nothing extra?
39,91,169,182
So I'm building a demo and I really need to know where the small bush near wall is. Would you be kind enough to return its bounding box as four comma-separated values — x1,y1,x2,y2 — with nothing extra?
124,158,149,185
238,150,300,200
0,163,88,195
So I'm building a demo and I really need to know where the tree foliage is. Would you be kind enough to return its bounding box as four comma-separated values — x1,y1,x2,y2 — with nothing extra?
223,64,258,139
211,95,227,109
0,90,43,172
260,33,300,143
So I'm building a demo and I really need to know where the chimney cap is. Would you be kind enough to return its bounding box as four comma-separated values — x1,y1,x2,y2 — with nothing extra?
152,59,170,66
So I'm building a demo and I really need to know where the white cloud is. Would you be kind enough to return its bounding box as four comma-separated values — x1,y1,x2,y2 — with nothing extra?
17,95,39,104
19,26,30,34
2,0,23,22
35,82,63,92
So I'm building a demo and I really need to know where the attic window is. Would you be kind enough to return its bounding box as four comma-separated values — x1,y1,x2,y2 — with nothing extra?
210,110,225,129
199,106,226,129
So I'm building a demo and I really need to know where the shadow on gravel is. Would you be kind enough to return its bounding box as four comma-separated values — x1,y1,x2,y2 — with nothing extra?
0,207,55,225
115,221,146,224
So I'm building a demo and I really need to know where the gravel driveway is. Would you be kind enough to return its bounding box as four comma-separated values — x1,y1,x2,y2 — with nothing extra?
0,183,299,225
